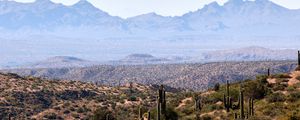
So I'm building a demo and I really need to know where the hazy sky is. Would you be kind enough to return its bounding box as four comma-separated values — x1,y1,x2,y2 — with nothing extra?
13,0,300,18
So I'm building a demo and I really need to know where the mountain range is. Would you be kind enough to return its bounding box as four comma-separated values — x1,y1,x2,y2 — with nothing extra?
1,0,300,67
0,0,300,36
0,46,298,69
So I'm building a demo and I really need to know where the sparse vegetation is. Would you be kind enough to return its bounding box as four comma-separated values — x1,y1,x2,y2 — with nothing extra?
1,62,300,119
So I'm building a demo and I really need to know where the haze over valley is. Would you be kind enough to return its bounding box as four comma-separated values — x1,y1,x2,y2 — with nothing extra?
1,0,300,68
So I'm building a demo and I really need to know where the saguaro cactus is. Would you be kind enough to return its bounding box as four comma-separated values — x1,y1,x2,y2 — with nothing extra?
162,90,166,114
248,98,254,116
239,83,245,119
194,95,202,111
223,80,232,112
157,96,161,120
147,111,151,120
158,85,166,115
298,51,300,65
106,114,110,120
139,107,144,120
267,68,270,76
194,95,202,120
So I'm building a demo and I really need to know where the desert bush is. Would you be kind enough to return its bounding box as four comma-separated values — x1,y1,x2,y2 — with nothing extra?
266,93,286,103
43,113,60,119
201,115,212,120
204,104,223,112
272,83,287,91
128,96,137,101
214,83,220,91
271,74,292,79
262,103,286,117
244,80,268,99
286,86,296,92
77,107,85,113
287,92,300,102
296,76,300,81
92,109,115,120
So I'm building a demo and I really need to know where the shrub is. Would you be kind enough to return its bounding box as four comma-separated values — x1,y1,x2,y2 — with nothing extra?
164,107,179,120
271,74,292,79
272,83,287,91
201,115,212,120
262,103,285,116
77,107,85,113
43,113,59,119
287,92,300,102
92,109,115,120
63,110,70,114
289,112,300,120
128,96,137,101
214,83,220,91
266,93,286,103
256,75,268,84
244,80,268,99
286,86,296,92
296,76,300,81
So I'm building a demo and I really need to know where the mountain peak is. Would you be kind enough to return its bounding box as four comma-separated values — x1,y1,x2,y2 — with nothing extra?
34,0,54,4
73,0,95,8
226,0,244,5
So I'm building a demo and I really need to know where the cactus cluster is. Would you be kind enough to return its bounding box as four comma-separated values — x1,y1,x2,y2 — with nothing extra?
140,85,166,120
234,83,255,119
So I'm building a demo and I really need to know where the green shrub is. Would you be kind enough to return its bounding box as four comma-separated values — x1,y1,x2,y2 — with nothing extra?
272,83,287,91
201,115,212,120
128,96,137,101
296,76,300,81
287,92,300,102
266,93,286,103
92,108,115,120
286,86,296,92
256,75,268,84
271,74,292,79
244,80,268,99
214,83,220,91
262,103,286,116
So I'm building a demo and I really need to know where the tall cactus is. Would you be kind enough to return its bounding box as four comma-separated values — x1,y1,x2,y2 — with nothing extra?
267,68,270,76
248,98,254,117
139,107,144,120
194,95,202,111
157,96,161,120
239,83,245,119
223,80,232,112
194,95,202,120
106,114,110,120
147,111,151,120
298,50,300,65
158,85,166,115
162,90,166,114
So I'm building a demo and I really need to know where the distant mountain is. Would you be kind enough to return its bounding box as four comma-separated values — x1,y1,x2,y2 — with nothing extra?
201,46,297,62
20,56,98,68
108,54,189,65
2,61,297,90
0,0,299,36
1,0,300,67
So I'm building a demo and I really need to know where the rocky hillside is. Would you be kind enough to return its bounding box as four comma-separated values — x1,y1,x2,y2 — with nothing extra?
0,73,165,119
2,61,298,91
1,68,300,119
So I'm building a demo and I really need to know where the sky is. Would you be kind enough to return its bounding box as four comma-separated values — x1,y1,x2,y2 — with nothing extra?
12,0,300,18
